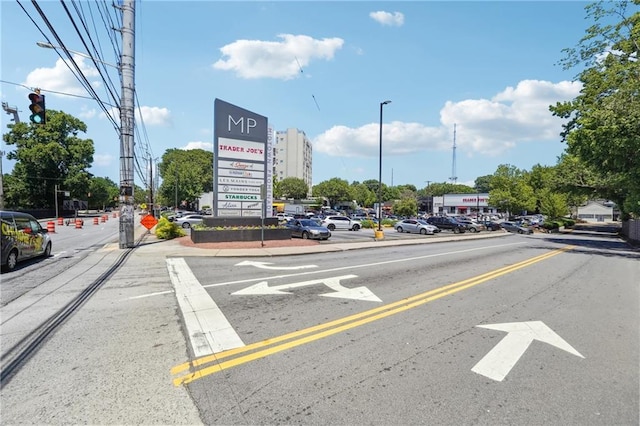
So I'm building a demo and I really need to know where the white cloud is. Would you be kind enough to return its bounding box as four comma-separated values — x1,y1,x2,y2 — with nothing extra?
369,11,405,27
213,34,344,80
137,106,171,126
23,55,102,97
93,153,113,167
103,105,171,126
183,141,213,151
314,79,582,158
78,106,97,119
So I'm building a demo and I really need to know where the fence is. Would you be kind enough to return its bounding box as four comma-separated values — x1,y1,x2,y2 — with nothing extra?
621,219,640,246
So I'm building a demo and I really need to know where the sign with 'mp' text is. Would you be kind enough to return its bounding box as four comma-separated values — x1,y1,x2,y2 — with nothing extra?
214,99,271,217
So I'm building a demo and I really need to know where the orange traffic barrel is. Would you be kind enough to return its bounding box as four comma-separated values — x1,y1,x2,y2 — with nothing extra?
57,217,64,226
75,219,83,229
101,215,106,223
47,221,55,233
93,217,99,225
112,212,117,218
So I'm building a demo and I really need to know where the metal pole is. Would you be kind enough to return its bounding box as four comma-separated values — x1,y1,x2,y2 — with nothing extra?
378,100,391,232
119,0,135,248
55,184,58,218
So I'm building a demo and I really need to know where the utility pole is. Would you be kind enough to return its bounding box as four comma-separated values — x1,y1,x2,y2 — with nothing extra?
118,0,136,248
148,157,154,217
0,150,4,210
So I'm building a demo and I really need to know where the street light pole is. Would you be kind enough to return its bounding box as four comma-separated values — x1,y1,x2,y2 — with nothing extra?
378,100,391,233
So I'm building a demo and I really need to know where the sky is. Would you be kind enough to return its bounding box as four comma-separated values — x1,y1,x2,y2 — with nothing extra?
1,1,602,190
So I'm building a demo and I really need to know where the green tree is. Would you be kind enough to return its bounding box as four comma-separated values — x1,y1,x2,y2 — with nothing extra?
277,177,309,199
474,175,493,193
426,182,475,196
488,164,536,216
538,188,569,218
393,197,418,217
88,177,118,210
2,110,94,208
551,0,640,218
157,148,213,208
351,182,377,207
312,178,353,208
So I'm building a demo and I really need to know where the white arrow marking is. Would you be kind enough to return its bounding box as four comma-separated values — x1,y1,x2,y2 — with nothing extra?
472,321,584,382
235,260,317,270
232,275,381,302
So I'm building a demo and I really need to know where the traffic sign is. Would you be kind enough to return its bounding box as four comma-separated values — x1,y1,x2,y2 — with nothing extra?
140,214,158,230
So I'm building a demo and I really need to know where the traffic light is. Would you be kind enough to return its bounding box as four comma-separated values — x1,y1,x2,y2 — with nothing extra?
28,91,46,124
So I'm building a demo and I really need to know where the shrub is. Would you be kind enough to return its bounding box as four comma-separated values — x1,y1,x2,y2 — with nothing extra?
155,217,185,239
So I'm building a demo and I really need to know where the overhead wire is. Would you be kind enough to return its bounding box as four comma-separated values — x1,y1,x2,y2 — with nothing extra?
59,1,120,113
69,0,121,109
20,0,120,133
19,0,156,190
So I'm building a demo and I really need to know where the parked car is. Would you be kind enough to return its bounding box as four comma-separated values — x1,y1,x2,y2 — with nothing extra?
480,220,502,231
286,219,331,240
500,221,533,234
175,214,204,229
425,216,467,233
455,218,486,233
321,215,361,231
1,210,52,272
395,219,440,235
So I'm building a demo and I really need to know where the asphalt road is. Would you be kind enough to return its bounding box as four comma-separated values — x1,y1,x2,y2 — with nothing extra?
176,231,639,425
0,224,637,425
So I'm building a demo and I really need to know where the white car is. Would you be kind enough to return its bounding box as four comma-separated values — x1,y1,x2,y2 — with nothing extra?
174,214,204,228
321,215,361,231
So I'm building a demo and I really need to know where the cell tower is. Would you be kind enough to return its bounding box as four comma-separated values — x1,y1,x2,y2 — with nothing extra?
449,123,458,184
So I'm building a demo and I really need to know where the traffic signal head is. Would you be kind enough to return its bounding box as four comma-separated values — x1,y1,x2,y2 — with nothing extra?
28,92,46,124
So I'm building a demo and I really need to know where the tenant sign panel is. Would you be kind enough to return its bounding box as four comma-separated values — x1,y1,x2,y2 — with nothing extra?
214,99,269,217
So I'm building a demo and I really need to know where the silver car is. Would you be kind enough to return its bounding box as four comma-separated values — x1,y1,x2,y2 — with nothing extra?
175,214,204,229
395,219,440,235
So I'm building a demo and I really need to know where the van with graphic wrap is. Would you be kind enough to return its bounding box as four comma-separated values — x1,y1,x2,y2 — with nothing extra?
1,210,52,272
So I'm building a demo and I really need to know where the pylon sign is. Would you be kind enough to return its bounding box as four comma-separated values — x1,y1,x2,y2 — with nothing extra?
28,92,46,124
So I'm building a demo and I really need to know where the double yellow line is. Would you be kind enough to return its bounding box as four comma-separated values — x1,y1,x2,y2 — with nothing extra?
171,245,575,386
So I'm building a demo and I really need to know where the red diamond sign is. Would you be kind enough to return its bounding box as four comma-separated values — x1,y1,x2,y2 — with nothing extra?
140,214,158,230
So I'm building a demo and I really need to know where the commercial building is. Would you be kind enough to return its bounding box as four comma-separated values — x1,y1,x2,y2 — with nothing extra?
432,193,502,217
274,128,313,196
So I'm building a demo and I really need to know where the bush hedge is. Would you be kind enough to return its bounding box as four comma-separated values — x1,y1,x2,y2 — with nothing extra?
155,216,186,239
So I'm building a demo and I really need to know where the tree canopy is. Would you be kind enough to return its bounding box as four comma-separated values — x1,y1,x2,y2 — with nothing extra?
551,0,640,218
276,177,309,199
2,110,94,208
157,148,213,208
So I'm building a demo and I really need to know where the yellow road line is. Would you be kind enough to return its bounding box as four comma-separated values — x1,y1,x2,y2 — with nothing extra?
172,245,575,385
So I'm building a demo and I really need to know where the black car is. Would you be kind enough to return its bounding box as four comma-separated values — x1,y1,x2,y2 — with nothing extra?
480,220,502,231
425,216,467,233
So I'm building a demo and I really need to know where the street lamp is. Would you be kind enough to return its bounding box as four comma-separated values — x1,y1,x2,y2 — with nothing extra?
37,1,135,249
378,100,391,233
36,42,119,69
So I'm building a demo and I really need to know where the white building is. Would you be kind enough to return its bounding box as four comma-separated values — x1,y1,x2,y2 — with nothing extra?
274,128,313,196
577,201,614,222
434,193,500,217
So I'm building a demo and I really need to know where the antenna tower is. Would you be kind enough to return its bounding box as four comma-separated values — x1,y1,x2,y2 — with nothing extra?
449,123,458,184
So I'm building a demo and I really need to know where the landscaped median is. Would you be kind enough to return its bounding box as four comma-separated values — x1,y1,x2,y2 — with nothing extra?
189,216,291,243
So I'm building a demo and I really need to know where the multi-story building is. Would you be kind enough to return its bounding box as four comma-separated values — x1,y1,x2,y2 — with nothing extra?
274,128,313,196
